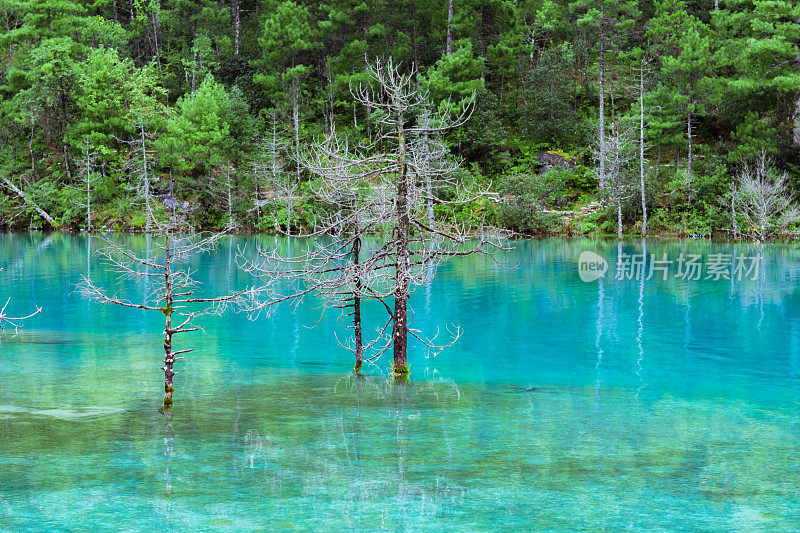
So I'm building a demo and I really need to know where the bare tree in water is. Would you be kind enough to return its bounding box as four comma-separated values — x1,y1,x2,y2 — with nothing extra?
0,268,41,335
78,228,252,409
241,130,394,373
245,59,507,379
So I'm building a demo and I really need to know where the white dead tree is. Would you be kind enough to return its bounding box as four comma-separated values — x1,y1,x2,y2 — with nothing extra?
354,59,510,378
243,60,507,379
78,226,252,409
595,120,636,239
727,178,739,239
76,136,99,232
252,113,291,233
304,59,505,378
0,268,41,335
121,113,158,232
1,174,56,226
735,150,800,242
241,130,393,373
633,60,657,236
224,165,236,229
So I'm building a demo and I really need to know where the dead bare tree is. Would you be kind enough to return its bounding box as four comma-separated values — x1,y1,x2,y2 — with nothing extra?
735,150,800,242
121,112,158,232
1,174,56,226
223,165,236,229
241,130,393,373
78,226,252,409
303,59,505,378
76,136,99,232
242,60,507,380
595,120,636,239
252,113,291,233
633,60,656,236
0,268,41,335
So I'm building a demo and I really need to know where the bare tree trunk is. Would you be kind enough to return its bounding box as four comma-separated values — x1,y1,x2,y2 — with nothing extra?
169,164,176,220
353,235,363,372
446,0,454,55
639,67,647,236
29,113,35,172
423,132,435,228
254,165,261,228
141,122,152,232
363,41,372,140
687,110,693,203
794,88,800,147
617,195,623,239
393,116,410,377
731,182,738,239
86,151,92,232
226,166,233,228
286,185,293,235
1,175,56,225
152,8,162,72
598,0,606,189
291,75,301,235
63,142,72,181
162,242,175,409
231,0,240,57
411,1,419,73
270,117,280,234
191,21,198,94
479,7,487,85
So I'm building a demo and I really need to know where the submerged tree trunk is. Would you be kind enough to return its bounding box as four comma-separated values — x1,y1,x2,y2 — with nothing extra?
393,116,410,378
353,235,363,372
162,243,175,409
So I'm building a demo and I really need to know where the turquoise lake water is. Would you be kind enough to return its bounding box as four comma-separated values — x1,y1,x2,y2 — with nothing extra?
1,233,799,531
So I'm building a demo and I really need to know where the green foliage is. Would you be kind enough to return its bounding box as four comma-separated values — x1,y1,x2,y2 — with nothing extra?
0,0,798,236
424,39,483,103
161,75,230,173
521,45,584,145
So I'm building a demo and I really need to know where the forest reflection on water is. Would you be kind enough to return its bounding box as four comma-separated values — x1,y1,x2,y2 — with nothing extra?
1,233,799,530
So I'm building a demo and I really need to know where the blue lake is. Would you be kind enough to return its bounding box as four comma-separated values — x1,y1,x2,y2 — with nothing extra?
1,233,799,530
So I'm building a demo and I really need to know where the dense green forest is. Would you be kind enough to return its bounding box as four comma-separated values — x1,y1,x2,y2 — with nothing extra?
1,0,799,237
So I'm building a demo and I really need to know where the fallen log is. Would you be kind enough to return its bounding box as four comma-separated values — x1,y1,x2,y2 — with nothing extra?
1,175,56,225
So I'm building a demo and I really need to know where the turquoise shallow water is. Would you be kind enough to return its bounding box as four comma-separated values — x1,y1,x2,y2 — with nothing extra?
1,233,799,531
